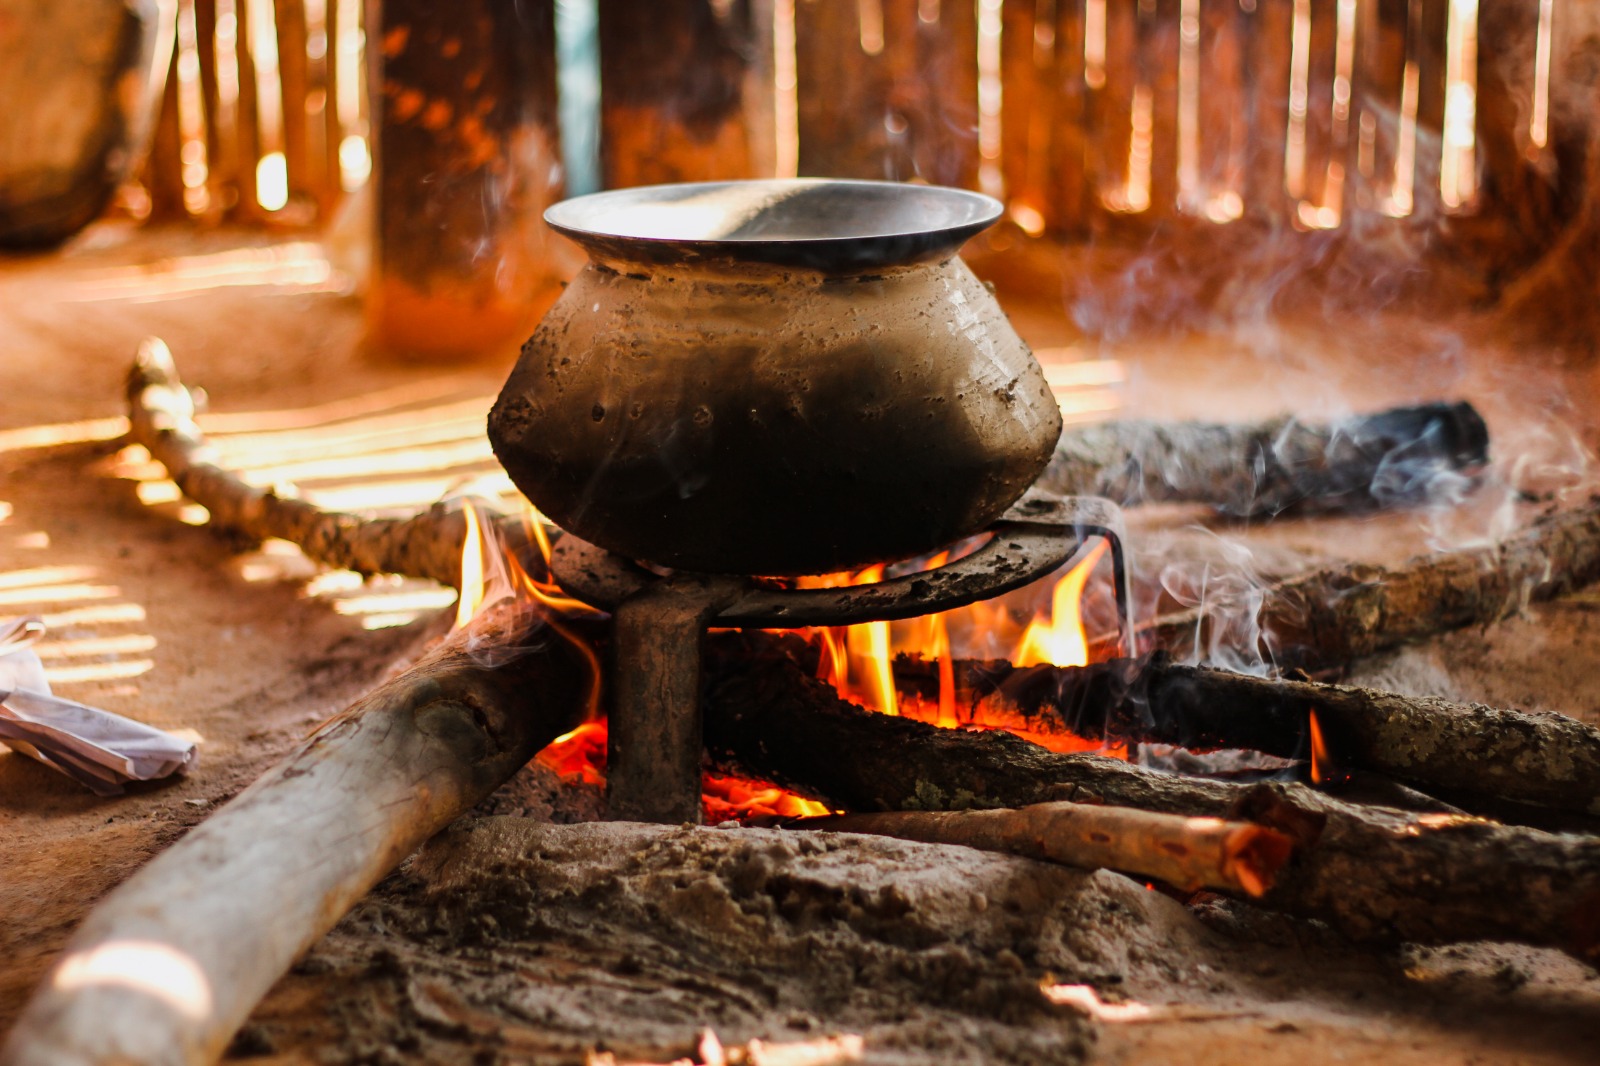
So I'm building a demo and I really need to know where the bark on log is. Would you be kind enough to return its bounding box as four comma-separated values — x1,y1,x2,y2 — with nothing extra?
126,337,537,588
814,802,1295,898
893,652,1600,818
1146,497,1600,669
0,602,597,1066
702,634,1600,962
1042,402,1489,516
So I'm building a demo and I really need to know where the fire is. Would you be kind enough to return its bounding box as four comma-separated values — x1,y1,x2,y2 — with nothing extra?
539,721,607,788
806,539,1122,757
450,500,604,721
1014,541,1109,669
1308,707,1342,785
454,500,828,823
453,502,487,628
537,718,831,822
801,564,902,716
454,502,1121,823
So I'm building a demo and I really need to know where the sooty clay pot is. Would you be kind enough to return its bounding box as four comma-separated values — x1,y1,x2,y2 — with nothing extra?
488,179,1062,576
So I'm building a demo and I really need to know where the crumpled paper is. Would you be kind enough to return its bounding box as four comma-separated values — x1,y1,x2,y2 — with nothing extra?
0,616,197,795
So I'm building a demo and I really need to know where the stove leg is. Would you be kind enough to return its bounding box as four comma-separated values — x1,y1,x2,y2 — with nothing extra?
607,574,741,824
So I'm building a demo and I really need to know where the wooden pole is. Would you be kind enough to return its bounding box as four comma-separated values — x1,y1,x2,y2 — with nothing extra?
0,601,595,1066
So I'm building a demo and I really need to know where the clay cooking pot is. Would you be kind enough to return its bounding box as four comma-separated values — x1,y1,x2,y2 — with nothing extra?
488,179,1062,575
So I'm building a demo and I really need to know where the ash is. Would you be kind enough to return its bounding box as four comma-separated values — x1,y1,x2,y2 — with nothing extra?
255,814,1198,1064
241,770,1600,1065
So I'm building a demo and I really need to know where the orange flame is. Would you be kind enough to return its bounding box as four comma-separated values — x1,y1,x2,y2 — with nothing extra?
455,500,830,824
459,503,1123,822
802,538,1121,758
802,564,898,715
452,500,604,722
1014,540,1109,668
1308,707,1337,785
538,720,608,788
453,502,487,629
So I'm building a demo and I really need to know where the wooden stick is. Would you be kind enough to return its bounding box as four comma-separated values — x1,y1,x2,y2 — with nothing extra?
810,802,1295,898
0,601,596,1066
701,634,1600,962
126,337,535,588
893,652,1600,818
1042,403,1488,517
1144,497,1600,669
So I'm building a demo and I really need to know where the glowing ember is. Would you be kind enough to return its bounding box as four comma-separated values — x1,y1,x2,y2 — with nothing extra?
538,721,607,788
537,718,831,822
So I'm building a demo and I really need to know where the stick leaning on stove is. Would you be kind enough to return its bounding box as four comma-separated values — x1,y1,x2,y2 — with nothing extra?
2,341,1593,1065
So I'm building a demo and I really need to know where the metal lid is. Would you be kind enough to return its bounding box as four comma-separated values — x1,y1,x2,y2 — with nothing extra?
544,179,1003,272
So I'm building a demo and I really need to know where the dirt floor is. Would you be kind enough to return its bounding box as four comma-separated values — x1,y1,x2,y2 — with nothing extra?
3,225,1600,1064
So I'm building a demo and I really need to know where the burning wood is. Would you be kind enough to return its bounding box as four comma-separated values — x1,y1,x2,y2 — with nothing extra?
807,801,1294,898
892,652,1600,820
1146,498,1600,669
701,635,1600,962
1043,402,1489,516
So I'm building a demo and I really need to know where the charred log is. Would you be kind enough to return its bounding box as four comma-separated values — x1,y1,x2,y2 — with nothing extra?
1145,498,1600,669
893,653,1600,819
702,634,1600,962
1042,402,1489,516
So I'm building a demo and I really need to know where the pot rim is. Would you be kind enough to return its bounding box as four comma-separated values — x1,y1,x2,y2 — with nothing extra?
544,178,1003,272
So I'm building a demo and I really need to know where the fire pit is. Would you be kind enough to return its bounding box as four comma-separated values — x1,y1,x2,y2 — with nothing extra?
12,3,1600,1062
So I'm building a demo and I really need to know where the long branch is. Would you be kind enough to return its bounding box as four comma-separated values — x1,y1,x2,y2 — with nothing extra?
1043,402,1488,516
125,336,532,587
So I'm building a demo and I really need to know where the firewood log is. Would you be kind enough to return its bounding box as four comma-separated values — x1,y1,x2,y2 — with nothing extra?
1146,497,1600,669
126,337,529,588
812,802,1295,898
0,603,597,1066
1042,402,1489,516
701,634,1600,963
892,652,1600,819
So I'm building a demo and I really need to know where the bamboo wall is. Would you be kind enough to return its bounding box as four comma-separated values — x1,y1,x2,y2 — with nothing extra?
134,0,1592,247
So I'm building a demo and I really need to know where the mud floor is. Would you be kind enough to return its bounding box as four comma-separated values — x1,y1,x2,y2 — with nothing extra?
3,227,1600,1064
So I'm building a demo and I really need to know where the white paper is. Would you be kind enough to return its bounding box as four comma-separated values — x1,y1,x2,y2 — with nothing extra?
0,615,197,795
